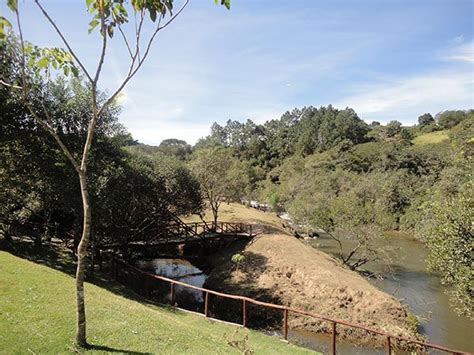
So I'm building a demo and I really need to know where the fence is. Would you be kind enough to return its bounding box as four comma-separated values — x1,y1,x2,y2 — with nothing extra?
107,254,470,355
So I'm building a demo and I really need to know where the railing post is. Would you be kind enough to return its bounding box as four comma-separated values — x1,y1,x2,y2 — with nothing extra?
242,300,247,327
283,308,288,340
170,282,175,305
330,321,337,355
204,291,209,317
386,336,391,355
249,224,252,236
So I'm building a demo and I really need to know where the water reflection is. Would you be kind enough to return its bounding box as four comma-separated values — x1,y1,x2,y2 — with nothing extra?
309,232,474,352
137,258,207,302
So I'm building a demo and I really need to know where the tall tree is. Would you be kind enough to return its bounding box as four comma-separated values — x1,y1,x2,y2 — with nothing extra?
190,147,247,227
1,0,229,346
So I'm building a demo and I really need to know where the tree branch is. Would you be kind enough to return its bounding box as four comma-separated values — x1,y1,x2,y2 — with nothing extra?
117,23,133,59
93,6,107,85
0,79,22,89
97,0,190,117
33,0,93,83
13,4,80,174
157,0,190,31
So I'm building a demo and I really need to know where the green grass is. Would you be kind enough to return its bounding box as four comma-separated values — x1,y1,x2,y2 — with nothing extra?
413,130,449,145
0,251,314,354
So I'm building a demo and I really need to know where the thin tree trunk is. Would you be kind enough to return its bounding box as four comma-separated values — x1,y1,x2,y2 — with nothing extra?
75,171,91,346
212,207,218,230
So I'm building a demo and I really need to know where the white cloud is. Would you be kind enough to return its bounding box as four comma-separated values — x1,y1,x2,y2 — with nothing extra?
444,40,474,63
335,68,474,124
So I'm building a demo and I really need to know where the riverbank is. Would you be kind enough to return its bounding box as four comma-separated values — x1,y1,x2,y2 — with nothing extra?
205,231,419,348
183,203,425,347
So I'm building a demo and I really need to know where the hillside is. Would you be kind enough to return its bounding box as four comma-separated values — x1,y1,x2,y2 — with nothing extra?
185,204,420,347
0,251,314,354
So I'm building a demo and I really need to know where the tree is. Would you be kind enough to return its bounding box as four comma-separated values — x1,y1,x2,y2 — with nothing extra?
1,0,229,346
400,127,414,141
157,138,192,160
437,110,470,129
425,183,473,318
190,147,247,227
418,113,434,126
385,120,402,137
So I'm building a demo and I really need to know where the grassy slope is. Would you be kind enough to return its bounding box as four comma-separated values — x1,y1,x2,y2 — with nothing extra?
0,251,313,354
182,203,283,227
413,130,449,145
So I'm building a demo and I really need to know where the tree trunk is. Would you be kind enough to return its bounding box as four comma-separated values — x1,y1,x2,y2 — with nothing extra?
212,203,218,231
75,171,91,346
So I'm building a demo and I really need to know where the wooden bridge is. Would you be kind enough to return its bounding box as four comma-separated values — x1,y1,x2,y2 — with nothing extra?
100,216,255,257
165,215,254,243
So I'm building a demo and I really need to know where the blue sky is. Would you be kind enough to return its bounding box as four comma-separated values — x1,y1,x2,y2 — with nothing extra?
2,0,473,144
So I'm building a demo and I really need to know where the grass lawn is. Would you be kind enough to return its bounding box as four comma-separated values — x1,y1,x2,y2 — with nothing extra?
413,130,449,145
0,251,314,354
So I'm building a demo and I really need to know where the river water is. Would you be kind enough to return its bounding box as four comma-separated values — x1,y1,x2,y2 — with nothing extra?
308,231,474,353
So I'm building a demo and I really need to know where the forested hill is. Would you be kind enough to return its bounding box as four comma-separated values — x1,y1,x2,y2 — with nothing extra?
184,106,473,318
191,106,472,233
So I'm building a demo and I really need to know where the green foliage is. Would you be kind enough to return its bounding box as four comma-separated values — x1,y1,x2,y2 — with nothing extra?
0,67,200,248
425,183,473,318
437,110,472,129
400,127,414,141
231,253,246,269
417,113,434,126
385,120,402,137
190,147,247,223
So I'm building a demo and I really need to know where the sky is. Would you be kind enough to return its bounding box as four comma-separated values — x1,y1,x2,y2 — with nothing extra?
2,0,473,145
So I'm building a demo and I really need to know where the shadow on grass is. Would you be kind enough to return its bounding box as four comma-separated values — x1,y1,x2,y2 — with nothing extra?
85,343,152,354
0,238,77,275
1,237,192,353
0,238,187,314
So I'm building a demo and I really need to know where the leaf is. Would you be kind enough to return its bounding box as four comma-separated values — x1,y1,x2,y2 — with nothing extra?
0,16,12,41
37,57,49,69
107,25,114,38
88,19,100,33
149,9,157,22
71,66,79,78
215,0,230,9
85,0,94,9
7,0,17,11
63,65,70,76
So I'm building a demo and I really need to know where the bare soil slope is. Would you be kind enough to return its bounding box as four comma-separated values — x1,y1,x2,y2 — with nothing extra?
200,204,419,346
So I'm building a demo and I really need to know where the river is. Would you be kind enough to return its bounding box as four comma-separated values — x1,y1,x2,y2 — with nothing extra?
308,231,473,353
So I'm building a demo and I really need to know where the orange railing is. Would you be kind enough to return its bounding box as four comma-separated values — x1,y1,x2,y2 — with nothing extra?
106,254,471,355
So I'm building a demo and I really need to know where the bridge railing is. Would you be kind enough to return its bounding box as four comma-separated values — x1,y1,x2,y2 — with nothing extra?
170,221,253,238
106,253,469,355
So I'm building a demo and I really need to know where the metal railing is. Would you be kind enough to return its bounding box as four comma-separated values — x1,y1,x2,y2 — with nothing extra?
107,254,471,355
